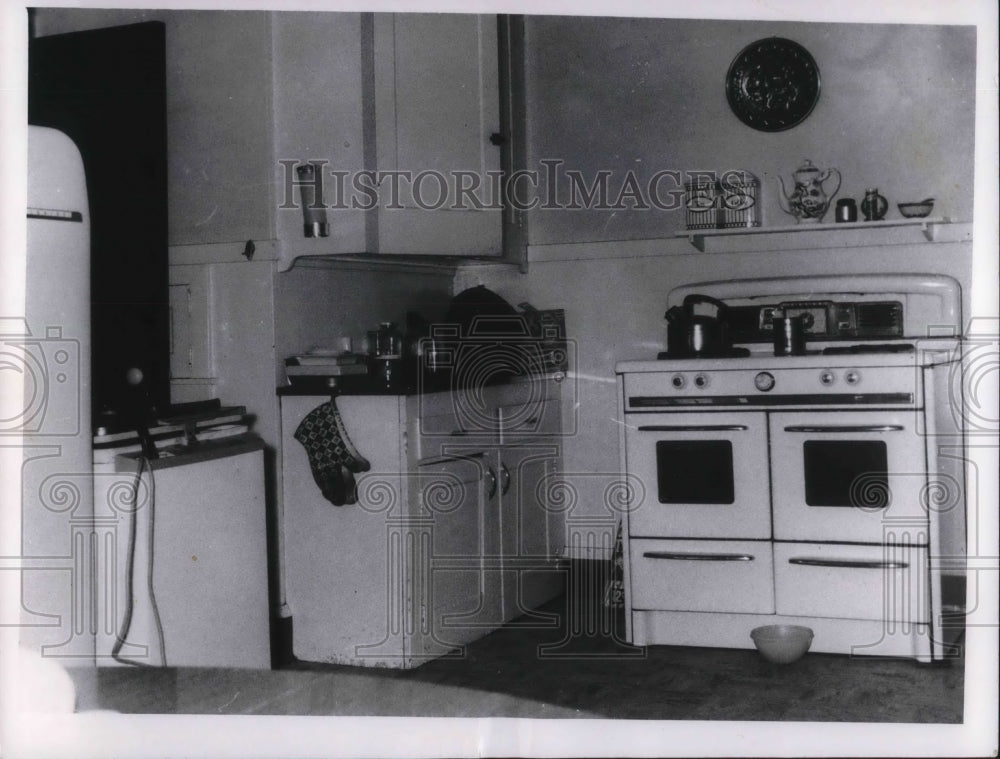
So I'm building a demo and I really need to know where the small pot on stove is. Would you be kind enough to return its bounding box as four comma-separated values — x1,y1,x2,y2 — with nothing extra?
665,294,734,357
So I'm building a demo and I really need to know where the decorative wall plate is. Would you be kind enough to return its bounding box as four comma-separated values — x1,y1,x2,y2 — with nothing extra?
726,37,820,132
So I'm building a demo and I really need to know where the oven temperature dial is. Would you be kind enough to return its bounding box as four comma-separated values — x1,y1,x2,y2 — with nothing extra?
694,373,710,389
845,370,861,385
753,371,776,392
819,370,836,386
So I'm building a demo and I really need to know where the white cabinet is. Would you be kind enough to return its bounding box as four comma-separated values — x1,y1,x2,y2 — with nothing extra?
271,12,367,258
46,11,519,265
168,11,506,264
280,395,411,666
417,380,566,627
168,12,368,261
97,436,271,668
413,452,500,653
279,379,563,668
167,12,275,248
496,399,564,621
371,13,503,256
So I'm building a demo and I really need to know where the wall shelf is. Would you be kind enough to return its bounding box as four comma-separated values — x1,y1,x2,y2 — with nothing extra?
676,218,963,253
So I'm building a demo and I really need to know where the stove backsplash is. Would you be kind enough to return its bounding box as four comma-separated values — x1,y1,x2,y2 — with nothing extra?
726,300,904,343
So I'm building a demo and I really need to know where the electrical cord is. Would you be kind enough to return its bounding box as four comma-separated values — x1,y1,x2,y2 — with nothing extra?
145,458,166,665
111,454,142,665
111,452,167,667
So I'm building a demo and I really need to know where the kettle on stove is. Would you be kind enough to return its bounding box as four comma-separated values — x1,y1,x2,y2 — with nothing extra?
663,294,735,358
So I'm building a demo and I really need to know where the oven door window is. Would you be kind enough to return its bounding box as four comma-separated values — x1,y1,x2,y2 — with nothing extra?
656,440,735,504
802,440,889,508
769,410,928,543
624,412,770,539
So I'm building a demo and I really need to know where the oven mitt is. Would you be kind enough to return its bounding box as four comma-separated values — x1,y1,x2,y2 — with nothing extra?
294,399,371,506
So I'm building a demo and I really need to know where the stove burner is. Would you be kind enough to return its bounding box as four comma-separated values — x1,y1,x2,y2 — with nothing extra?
821,343,915,356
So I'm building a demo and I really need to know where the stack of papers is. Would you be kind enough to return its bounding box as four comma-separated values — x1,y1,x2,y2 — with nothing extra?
285,350,369,377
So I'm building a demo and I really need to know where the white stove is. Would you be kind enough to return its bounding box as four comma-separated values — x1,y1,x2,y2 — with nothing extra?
615,274,966,662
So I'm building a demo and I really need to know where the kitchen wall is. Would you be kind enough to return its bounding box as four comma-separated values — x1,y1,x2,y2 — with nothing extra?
272,260,453,379
522,17,976,243
462,16,978,553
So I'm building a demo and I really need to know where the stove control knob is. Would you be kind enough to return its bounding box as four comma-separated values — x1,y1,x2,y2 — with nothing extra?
754,371,776,392
819,370,836,386
845,370,861,386
694,373,709,389
671,374,686,389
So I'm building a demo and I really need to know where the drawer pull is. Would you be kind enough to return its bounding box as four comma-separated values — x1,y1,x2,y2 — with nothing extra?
485,465,498,500
788,557,909,569
643,551,754,562
783,425,904,433
637,425,749,433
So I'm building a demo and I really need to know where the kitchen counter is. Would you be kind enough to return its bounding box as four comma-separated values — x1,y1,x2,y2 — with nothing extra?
276,369,566,397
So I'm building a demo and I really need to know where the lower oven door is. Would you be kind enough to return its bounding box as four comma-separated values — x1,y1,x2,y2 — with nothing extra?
769,410,929,543
624,411,770,539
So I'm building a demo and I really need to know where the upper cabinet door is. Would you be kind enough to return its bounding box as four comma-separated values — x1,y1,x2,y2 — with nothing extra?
372,13,503,256
272,12,367,257
168,12,275,246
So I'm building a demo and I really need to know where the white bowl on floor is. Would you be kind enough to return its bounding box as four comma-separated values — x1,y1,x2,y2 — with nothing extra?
750,625,814,664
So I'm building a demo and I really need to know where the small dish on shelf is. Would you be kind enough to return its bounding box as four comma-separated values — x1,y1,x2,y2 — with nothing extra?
898,199,934,218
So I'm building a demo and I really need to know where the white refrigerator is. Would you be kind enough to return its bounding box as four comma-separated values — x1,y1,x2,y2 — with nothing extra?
17,126,94,664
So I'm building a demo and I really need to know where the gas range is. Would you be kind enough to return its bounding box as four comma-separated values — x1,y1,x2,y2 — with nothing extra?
614,273,967,661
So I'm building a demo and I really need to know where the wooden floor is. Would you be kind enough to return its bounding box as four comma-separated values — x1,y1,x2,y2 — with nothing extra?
69,593,964,722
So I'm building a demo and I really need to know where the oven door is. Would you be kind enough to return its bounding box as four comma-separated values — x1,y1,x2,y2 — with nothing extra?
769,410,928,543
624,411,770,539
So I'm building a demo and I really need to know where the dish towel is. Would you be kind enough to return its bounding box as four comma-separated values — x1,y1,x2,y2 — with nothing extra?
294,399,371,506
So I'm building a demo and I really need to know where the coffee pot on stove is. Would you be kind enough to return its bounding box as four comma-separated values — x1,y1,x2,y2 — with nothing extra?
664,294,734,357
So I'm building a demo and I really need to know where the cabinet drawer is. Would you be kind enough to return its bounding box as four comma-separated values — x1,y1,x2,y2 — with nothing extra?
629,538,774,614
499,397,559,440
773,542,929,623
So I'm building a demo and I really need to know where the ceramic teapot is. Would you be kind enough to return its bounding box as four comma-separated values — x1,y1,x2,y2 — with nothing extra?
775,159,842,223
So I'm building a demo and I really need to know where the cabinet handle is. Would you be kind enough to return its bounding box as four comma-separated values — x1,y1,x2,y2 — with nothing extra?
783,425,904,433
788,557,909,569
642,551,754,562
637,425,749,432
449,430,469,437
485,466,498,500
500,463,511,496
489,132,506,146
417,451,485,467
